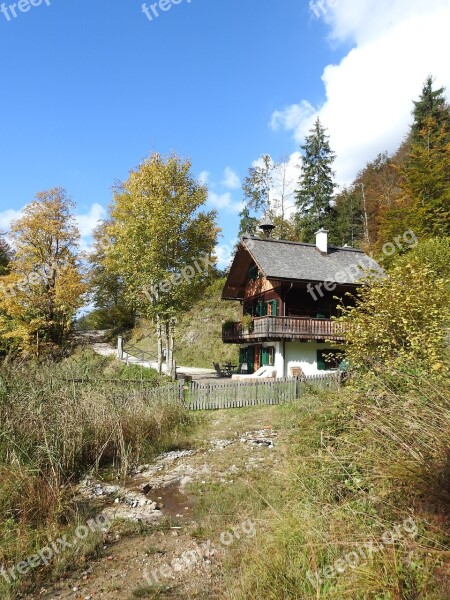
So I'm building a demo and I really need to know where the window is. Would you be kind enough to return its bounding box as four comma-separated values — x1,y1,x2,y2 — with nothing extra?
317,350,342,370
248,265,259,281
267,300,278,316
261,346,275,366
255,299,267,317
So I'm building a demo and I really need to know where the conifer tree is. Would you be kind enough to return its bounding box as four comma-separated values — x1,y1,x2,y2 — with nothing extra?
411,76,450,145
296,118,336,242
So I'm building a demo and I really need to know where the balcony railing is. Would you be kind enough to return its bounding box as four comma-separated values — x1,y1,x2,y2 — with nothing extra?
222,316,346,343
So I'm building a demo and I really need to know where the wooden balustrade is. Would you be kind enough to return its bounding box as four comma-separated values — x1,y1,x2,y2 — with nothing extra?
222,316,346,343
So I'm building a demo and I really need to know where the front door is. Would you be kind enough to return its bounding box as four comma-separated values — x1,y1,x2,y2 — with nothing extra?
254,345,262,371
240,346,255,373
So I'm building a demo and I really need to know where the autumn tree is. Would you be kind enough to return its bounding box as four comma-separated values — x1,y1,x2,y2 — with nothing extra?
337,241,450,374
0,188,86,355
105,153,218,378
295,118,336,242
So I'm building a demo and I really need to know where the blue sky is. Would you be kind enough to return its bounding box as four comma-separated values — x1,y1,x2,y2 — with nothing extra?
0,0,448,259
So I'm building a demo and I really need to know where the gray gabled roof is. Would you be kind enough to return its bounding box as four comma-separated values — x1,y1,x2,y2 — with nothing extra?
243,236,381,285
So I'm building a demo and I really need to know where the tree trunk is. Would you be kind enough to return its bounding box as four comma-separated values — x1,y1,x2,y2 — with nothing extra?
156,316,163,374
165,320,171,378
169,318,176,380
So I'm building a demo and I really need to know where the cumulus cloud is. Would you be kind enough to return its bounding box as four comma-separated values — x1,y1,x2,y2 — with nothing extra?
75,203,106,239
208,191,244,214
198,170,209,185
0,208,23,232
221,167,241,190
272,0,450,185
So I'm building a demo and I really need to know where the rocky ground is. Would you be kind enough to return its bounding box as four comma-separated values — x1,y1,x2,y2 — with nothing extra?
27,407,281,600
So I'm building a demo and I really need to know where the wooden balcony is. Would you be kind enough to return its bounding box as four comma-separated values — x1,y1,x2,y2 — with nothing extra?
222,316,346,343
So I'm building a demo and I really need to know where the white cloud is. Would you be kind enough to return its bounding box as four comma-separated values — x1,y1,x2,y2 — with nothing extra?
271,1,450,185
75,203,106,239
0,208,22,232
198,170,209,185
208,191,244,214
221,167,241,190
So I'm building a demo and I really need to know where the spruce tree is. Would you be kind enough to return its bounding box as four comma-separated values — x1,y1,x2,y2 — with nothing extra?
0,235,11,276
411,76,450,145
295,118,336,242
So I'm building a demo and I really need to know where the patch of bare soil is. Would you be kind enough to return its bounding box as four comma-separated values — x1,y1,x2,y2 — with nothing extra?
27,406,280,600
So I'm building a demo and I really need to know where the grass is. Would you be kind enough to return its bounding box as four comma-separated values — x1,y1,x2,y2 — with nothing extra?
212,372,450,599
131,584,174,598
180,370,450,599
0,349,195,598
130,278,241,368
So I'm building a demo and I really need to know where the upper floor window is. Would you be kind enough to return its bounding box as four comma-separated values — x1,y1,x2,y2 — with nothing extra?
248,265,259,281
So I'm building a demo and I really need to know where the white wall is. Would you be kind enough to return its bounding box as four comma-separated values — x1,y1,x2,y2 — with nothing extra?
285,341,337,376
239,341,337,377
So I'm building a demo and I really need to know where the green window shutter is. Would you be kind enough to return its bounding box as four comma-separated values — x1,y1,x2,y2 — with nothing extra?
317,351,326,371
271,300,278,316
261,347,269,366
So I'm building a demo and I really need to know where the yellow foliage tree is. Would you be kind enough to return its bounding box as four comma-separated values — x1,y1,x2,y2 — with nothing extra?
0,188,86,355
105,153,218,378
337,254,449,375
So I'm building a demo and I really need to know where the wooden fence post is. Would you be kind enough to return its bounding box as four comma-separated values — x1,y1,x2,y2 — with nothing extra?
117,336,124,360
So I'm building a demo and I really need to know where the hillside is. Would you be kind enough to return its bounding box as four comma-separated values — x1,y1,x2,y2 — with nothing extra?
131,277,241,369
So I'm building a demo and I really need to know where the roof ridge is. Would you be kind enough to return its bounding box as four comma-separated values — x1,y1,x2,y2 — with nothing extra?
242,235,365,253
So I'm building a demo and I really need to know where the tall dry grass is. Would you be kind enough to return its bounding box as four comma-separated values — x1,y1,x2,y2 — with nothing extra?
217,367,450,599
0,352,194,597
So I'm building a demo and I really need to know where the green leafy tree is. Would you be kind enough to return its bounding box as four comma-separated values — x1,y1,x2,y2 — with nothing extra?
106,153,218,378
86,221,136,330
296,118,336,242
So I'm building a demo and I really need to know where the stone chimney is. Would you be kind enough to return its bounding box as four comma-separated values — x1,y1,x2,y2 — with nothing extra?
315,228,329,254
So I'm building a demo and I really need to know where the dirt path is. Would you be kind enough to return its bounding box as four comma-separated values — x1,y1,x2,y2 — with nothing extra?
75,330,216,381
29,406,281,600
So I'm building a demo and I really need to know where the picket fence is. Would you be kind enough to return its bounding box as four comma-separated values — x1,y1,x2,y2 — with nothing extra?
58,373,341,411
152,372,341,411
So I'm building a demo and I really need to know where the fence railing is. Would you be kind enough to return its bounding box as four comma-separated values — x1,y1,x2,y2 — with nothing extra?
56,373,341,411
223,316,346,343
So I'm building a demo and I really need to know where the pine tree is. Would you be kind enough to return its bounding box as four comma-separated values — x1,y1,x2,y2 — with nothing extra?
296,118,336,242
411,76,450,145
0,235,11,276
